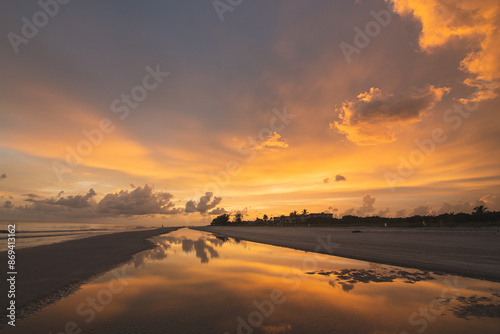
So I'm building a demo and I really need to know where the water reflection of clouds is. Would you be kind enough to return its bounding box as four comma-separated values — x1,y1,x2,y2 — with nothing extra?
134,233,232,267
14,228,500,333
450,294,500,320
181,238,219,263
312,262,500,321
133,242,171,268
329,280,354,292
307,263,435,293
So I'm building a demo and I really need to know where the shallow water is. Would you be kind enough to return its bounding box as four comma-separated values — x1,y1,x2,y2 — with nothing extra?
0,221,150,250
4,228,500,333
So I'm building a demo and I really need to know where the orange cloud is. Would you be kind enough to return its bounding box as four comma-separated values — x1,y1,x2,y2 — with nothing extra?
480,194,500,210
389,0,500,101
258,132,289,149
332,85,449,145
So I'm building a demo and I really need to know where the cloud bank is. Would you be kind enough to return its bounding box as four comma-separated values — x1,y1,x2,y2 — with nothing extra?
357,193,376,216
25,189,97,209
97,185,181,215
185,192,223,214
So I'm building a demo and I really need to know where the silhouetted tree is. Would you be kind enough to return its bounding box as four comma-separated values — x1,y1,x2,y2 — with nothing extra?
234,213,243,224
473,205,488,215
302,209,308,215
263,214,268,223
211,214,230,226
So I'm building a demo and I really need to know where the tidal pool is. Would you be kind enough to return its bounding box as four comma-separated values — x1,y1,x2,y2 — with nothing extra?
5,228,500,333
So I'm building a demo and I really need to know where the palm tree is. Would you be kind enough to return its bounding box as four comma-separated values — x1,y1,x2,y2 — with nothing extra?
302,209,308,215
473,205,487,215
263,214,268,223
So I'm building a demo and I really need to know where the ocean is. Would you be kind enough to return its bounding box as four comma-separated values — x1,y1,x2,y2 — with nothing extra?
0,221,153,251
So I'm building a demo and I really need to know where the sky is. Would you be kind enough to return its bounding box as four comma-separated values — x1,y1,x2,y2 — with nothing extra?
1,0,499,225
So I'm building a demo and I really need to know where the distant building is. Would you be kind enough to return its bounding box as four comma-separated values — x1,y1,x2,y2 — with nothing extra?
272,212,333,224
308,213,334,219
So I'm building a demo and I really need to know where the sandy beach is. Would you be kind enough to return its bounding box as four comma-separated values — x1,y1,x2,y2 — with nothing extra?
194,226,500,282
0,227,179,319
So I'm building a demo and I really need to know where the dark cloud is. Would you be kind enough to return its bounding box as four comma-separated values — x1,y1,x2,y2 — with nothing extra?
185,201,196,213
26,189,97,209
357,194,376,216
209,207,228,215
185,192,222,214
6,184,185,217
324,175,346,183
325,206,339,214
3,201,13,209
0,173,6,182
333,86,450,145
97,184,181,215
335,174,346,182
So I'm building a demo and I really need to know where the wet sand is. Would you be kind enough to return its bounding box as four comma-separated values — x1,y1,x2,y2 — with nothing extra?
0,227,179,318
194,226,500,281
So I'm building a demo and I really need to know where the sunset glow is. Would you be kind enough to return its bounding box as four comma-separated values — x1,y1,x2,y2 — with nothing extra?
1,0,499,225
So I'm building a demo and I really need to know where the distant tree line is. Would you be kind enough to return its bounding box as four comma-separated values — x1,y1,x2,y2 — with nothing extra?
211,205,500,227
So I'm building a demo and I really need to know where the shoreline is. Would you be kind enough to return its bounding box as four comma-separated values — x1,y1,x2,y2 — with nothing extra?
193,226,500,282
0,226,179,323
